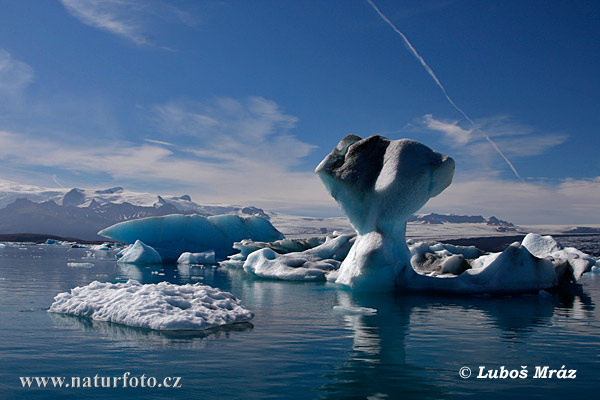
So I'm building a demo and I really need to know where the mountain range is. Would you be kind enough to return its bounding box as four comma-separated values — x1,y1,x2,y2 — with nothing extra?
0,179,518,242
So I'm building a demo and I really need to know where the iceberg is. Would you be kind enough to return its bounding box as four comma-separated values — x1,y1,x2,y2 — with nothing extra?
315,135,586,293
98,214,284,262
49,279,254,331
117,240,162,265
316,135,454,290
243,234,354,281
177,250,217,265
522,233,595,281
221,236,326,268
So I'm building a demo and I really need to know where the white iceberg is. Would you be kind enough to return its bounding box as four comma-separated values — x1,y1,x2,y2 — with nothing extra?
314,135,585,293
316,135,455,290
522,233,595,281
177,250,216,265
117,240,162,265
243,234,354,281
48,279,254,331
403,242,557,294
98,214,284,262
222,236,327,268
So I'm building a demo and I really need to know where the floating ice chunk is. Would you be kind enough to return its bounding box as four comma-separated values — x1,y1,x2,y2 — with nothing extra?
405,243,557,294
0,243,5,248
221,236,327,268
243,234,355,281
333,305,377,315
522,233,595,281
90,242,118,251
409,241,480,276
551,247,595,281
117,240,162,265
48,280,254,331
428,243,484,259
522,233,563,257
99,214,284,262
177,250,216,265
235,237,326,260
67,262,94,268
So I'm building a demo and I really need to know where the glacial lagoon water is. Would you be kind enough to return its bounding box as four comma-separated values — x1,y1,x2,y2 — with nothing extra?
1,242,599,399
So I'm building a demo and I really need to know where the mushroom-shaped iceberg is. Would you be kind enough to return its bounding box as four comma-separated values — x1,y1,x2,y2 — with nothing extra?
316,134,455,290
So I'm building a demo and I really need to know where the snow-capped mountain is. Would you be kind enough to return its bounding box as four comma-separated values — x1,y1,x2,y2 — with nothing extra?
0,179,269,240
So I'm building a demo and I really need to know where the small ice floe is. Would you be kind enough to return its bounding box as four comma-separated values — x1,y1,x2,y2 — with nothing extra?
243,234,354,281
48,280,254,331
117,240,162,265
177,250,216,265
222,236,327,267
333,305,377,316
67,262,94,268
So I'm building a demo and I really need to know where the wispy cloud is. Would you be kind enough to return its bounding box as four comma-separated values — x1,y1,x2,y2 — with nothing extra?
421,114,472,145
0,97,333,212
60,0,194,46
420,114,567,159
152,97,314,167
0,49,33,95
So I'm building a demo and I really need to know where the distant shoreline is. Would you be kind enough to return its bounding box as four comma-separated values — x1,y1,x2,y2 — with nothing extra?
0,233,113,245
1,232,599,254
444,233,600,253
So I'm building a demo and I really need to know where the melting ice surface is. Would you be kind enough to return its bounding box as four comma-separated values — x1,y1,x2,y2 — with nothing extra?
49,279,253,331
98,214,284,262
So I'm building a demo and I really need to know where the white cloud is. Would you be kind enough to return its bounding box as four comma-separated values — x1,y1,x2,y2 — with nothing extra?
419,114,567,176
152,97,314,167
60,0,194,46
0,49,33,94
0,96,335,213
421,114,472,145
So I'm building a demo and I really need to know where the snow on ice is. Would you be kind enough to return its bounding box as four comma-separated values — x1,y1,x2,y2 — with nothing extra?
49,280,253,331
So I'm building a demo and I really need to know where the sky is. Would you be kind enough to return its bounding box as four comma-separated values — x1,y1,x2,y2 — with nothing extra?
0,0,598,224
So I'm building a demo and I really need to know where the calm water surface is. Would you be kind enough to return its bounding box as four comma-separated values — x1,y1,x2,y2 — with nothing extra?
0,242,599,399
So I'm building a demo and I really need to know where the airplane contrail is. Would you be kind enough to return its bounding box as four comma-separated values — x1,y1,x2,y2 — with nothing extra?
366,0,523,182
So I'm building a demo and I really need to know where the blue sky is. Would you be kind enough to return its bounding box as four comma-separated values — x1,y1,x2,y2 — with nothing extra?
0,0,598,224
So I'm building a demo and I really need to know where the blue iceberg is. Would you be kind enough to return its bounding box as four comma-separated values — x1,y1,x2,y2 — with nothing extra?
99,214,284,262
